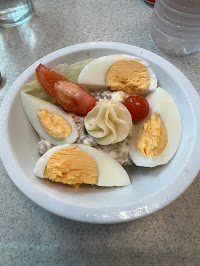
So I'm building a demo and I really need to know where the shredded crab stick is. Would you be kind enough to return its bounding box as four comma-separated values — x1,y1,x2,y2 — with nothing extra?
36,64,98,116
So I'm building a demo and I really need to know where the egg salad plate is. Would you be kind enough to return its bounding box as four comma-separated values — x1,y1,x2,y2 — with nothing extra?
1,42,200,224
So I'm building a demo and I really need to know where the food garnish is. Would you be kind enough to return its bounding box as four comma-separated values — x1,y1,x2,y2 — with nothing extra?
124,95,149,122
84,99,132,145
36,64,98,116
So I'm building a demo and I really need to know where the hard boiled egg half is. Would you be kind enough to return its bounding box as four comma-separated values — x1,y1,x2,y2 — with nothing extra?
21,92,78,145
78,54,157,95
129,87,182,167
34,144,131,188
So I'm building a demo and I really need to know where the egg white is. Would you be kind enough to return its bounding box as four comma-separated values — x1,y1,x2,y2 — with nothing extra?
34,144,131,187
129,87,182,167
78,54,157,93
21,92,78,145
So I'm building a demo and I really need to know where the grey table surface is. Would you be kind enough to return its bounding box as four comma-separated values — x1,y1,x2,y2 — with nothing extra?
1,0,200,265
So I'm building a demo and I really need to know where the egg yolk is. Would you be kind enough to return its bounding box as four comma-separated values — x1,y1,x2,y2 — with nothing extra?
105,59,150,95
137,114,167,157
37,109,72,140
44,146,98,188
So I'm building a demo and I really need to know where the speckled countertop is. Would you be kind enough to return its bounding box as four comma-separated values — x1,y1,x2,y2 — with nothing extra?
1,0,200,265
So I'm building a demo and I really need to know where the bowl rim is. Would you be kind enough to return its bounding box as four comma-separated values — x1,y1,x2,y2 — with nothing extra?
1,41,200,224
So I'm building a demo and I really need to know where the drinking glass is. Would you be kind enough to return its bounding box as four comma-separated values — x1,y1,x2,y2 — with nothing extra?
0,0,34,27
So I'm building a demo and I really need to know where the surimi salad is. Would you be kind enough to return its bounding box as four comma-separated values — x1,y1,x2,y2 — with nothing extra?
21,54,182,188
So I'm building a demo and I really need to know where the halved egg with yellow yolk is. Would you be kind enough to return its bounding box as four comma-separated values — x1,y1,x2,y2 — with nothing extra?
21,92,78,145
129,87,182,167
34,144,131,187
78,54,157,95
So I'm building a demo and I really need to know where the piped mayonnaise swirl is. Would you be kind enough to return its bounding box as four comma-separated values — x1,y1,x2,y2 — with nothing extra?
84,99,132,145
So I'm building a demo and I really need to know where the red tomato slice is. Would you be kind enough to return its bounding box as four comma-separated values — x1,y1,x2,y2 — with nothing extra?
36,64,97,116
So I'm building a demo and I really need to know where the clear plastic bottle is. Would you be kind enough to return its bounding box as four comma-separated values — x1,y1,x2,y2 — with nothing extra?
150,0,200,55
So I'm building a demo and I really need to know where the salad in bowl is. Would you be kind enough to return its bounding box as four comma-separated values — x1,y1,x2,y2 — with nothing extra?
21,53,182,188
1,42,199,223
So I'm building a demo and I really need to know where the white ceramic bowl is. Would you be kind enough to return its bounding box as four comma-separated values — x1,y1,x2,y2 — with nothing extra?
1,42,200,224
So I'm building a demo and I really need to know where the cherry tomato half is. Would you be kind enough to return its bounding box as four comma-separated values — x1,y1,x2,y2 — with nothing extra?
36,64,97,116
124,95,149,121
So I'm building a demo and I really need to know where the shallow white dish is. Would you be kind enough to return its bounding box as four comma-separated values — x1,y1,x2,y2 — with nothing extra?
1,42,200,224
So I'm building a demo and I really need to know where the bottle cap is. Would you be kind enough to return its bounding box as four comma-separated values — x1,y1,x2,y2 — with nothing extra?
145,0,155,5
